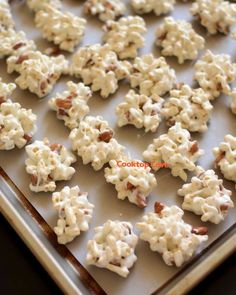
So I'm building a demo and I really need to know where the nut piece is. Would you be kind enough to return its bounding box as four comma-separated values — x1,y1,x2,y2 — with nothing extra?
156,17,205,64
104,157,157,207
191,0,236,35
69,116,125,171
103,16,146,59
137,204,208,267
48,81,92,129
25,138,76,192
162,84,213,133
53,186,94,244
86,220,138,277
143,122,204,181
116,90,164,133
84,0,126,22
194,50,236,99
131,0,176,16
178,166,234,224
154,202,165,214
130,54,176,97
70,44,131,98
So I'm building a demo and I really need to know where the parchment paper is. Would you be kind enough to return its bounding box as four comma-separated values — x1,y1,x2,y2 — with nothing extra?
0,1,236,294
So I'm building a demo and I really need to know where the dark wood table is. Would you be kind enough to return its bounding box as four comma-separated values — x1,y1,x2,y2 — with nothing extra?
0,213,235,295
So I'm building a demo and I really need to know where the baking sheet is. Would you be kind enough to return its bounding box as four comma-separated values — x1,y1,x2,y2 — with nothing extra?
0,1,236,294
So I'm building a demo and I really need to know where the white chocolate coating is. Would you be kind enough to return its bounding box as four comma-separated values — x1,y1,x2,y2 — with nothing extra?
178,166,234,224
131,0,175,16
162,84,213,133
53,186,94,244
136,203,208,267
70,44,131,98
25,138,76,192
69,116,125,171
0,78,16,103
194,50,236,98
87,220,138,277
129,54,176,97
104,158,157,207
103,16,146,59
26,0,62,12
156,17,205,64
116,89,164,133
7,51,68,97
0,0,15,30
191,0,236,35
35,5,86,52
0,100,37,150
229,88,236,114
84,0,126,22
213,134,236,184
48,81,92,129
143,122,204,181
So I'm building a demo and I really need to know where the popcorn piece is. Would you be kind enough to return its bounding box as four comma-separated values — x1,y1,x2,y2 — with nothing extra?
191,0,236,35
0,78,16,104
194,50,236,98
229,88,236,114
84,0,126,22
87,220,138,277
7,51,68,97
213,134,236,184
116,90,164,133
70,44,131,98
53,186,94,244
104,158,157,208
0,100,37,150
25,138,76,192
0,0,15,30
69,116,125,171
130,54,176,97
48,81,92,129
143,123,204,181
35,5,86,52
178,166,234,224
156,17,205,64
0,29,36,59
103,16,146,59
136,202,208,267
26,0,62,12
131,0,175,16
162,84,213,133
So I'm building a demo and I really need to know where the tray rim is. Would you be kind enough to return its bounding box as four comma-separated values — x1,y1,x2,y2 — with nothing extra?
0,167,235,295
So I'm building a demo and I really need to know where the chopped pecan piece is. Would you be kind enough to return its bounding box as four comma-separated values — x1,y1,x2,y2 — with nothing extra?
31,174,38,186
56,99,72,109
98,130,113,142
127,182,136,191
189,141,199,154
16,54,28,64
12,42,26,50
191,226,208,235
154,202,165,214
23,134,32,143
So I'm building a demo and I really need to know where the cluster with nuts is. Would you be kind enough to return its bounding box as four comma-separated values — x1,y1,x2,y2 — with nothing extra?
131,0,176,16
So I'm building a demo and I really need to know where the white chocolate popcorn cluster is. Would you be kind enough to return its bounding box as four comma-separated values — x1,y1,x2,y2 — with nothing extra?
191,0,236,35
103,16,146,59
53,186,94,245
48,81,92,129
137,202,208,267
87,220,138,277
213,134,236,184
178,167,234,224
0,0,14,30
130,54,176,97
84,0,126,22
70,116,125,171
162,84,213,133
229,89,236,114
26,0,62,12
116,90,164,133
104,158,157,208
143,123,204,181
156,17,205,64
194,50,236,99
131,0,175,16
35,5,86,52
0,78,16,104
0,100,37,150
70,44,131,98
25,138,76,192
7,51,68,97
